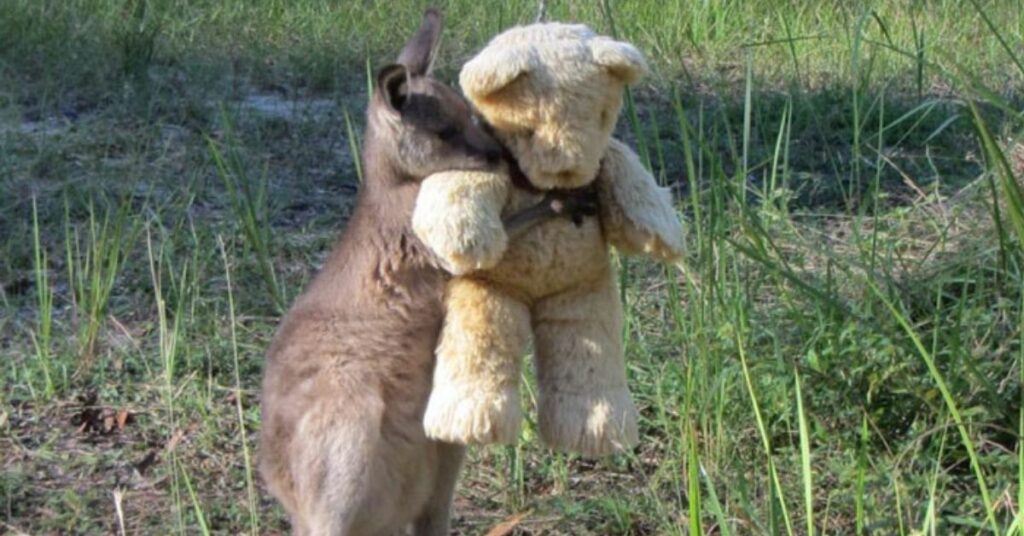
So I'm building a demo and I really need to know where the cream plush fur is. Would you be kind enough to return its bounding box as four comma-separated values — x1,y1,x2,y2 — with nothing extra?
413,23,686,456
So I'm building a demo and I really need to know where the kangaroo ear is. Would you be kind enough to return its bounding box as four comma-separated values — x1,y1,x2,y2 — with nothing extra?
377,64,410,112
460,47,538,101
590,38,648,84
397,8,443,76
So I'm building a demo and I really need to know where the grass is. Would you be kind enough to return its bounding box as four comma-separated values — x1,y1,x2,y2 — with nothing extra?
2,0,1024,534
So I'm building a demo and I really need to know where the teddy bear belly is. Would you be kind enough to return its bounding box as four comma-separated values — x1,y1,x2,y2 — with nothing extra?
475,215,611,302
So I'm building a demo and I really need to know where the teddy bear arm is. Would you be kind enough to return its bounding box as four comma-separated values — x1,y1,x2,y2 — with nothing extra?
412,170,510,275
597,138,686,262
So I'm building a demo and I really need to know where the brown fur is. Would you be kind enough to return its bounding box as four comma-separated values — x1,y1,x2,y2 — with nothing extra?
258,11,499,536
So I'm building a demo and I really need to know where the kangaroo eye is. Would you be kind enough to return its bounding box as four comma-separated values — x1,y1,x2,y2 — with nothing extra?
437,126,458,141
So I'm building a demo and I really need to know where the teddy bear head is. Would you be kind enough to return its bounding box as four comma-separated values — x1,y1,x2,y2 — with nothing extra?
459,23,647,190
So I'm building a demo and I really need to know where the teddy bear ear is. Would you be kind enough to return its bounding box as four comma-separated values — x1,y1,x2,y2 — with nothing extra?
591,38,648,84
459,47,538,101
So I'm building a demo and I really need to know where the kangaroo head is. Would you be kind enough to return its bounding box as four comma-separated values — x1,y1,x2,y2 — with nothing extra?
367,9,503,182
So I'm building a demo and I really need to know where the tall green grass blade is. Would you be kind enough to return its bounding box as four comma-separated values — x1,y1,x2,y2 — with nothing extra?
700,462,733,536
673,88,704,254
365,56,373,100
687,424,701,536
178,457,211,536
742,52,752,175
60,196,137,373
735,306,794,536
206,115,285,312
1020,285,1024,535
344,106,363,184
30,197,55,398
794,368,814,536
968,101,1024,248
968,0,1024,79
768,99,791,212
922,423,948,536
145,227,185,533
218,237,259,536
856,414,867,536
863,278,999,533
894,476,906,536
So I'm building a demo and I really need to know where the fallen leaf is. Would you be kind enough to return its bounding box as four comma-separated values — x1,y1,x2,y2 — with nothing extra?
484,511,530,536
115,409,130,430
166,429,186,453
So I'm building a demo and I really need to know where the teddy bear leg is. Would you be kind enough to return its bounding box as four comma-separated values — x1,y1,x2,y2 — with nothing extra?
423,277,531,445
532,273,639,457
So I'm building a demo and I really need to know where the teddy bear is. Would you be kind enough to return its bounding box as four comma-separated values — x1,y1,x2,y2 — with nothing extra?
412,22,686,456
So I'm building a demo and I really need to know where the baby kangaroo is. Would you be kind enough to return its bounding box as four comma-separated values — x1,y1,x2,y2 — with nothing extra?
259,10,593,536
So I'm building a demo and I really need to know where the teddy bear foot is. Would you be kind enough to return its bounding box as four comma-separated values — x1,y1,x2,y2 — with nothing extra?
422,384,521,445
538,387,639,457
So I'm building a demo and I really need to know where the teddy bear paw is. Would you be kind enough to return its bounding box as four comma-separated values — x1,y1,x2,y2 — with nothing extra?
441,235,507,275
648,231,687,262
416,222,508,275
538,387,639,457
422,384,521,445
